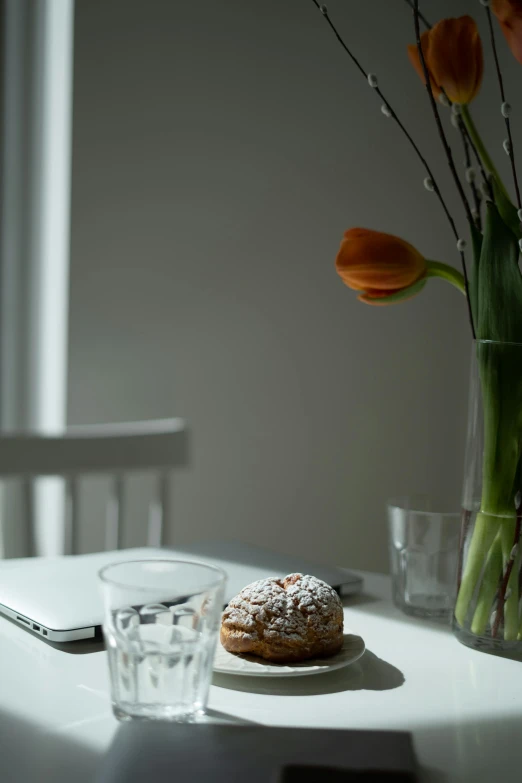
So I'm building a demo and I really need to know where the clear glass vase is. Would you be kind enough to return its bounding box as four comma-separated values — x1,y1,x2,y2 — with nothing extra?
453,340,522,654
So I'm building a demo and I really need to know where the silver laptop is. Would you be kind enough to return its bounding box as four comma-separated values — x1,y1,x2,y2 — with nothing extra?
0,540,363,642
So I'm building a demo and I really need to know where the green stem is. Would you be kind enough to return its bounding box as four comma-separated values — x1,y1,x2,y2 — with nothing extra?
425,261,466,294
500,518,519,640
454,512,499,627
470,532,503,635
462,105,510,203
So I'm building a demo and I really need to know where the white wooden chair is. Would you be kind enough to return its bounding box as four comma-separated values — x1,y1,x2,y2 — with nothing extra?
0,418,188,557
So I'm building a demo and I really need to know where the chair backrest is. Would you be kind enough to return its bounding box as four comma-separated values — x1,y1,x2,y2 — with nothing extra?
0,418,188,557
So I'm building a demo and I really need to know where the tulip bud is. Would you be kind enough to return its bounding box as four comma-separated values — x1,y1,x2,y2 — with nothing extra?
408,16,483,105
335,228,427,305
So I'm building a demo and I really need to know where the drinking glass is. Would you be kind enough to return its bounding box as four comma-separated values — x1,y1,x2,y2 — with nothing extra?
99,559,226,721
388,496,460,619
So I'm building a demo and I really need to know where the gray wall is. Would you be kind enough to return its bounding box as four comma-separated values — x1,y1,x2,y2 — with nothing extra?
68,0,517,571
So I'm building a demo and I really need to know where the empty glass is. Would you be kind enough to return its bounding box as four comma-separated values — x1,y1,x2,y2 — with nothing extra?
99,559,226,721
388,496,460,619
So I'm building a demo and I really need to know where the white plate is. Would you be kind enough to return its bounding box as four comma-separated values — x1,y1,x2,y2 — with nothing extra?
213,631,365,677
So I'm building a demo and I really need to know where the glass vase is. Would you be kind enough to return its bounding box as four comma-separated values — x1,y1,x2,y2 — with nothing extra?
453,340,522,654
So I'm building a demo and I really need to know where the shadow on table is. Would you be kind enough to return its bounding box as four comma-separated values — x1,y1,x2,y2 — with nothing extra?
419,766,448,783
0,708,103,783
413,712,522,783
213,649,404,696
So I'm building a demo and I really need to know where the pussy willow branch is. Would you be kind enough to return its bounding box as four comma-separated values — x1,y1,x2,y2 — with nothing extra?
461,126,482,231
485,6,521,211
402,0,430,30
404,0,492,201
413,1,475,337
412,5,474,226
309,4,469,272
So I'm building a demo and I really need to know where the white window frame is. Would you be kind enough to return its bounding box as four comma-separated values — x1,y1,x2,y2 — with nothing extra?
0,0,75,556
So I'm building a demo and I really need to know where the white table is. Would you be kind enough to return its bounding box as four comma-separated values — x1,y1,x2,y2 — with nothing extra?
1,569,521,782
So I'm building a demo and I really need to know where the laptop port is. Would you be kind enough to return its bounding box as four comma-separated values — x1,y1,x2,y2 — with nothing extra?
33,624,40,631
42,629,47,636
16,615,29,625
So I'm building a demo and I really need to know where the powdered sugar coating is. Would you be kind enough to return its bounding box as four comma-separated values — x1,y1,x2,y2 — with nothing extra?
222,573,343,643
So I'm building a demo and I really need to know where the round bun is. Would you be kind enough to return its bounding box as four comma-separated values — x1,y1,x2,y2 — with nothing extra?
220,573,344,663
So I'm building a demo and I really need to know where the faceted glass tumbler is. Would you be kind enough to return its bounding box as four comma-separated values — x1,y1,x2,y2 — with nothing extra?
98,559,226,722
388,496,460,619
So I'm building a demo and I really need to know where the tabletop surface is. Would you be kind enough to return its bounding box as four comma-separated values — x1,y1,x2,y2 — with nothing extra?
0,567,521,783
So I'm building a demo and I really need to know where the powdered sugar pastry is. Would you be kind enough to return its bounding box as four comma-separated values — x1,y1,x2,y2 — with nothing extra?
222,573,343,643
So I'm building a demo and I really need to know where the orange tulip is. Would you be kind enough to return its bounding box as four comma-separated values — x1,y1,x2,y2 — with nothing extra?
335,228,427,306
492,1,522,65
407,16,483,104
